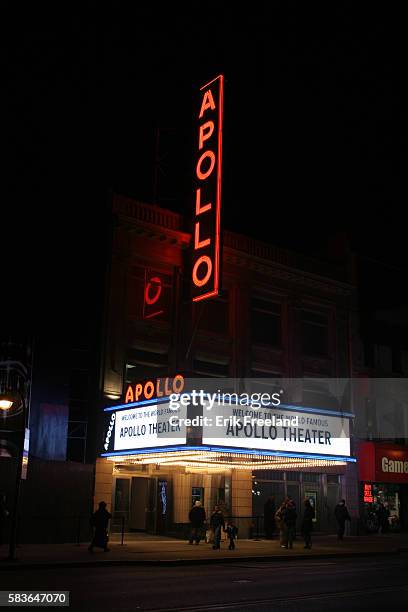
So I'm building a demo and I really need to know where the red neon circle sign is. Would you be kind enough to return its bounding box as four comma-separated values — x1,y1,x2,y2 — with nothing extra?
192,255,212,287
145,276,162,305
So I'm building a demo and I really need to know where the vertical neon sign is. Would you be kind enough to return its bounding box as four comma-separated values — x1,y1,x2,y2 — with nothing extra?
191,74,224,302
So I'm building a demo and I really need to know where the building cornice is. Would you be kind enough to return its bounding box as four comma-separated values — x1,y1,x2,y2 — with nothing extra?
113,195,355,295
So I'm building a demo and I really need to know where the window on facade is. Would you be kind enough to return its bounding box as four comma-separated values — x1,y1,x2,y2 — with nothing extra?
327,474,340,484
193,358,229,377
197,292,229,335
251,296,282,346
286,471,301,481
302,472,319,483
302,310,329,357
125,347,169,383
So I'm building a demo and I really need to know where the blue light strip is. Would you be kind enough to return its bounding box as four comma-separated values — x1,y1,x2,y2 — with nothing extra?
100,444,356,463
104,396,171,412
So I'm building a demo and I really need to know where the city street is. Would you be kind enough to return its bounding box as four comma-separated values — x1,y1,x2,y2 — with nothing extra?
1,554,408,611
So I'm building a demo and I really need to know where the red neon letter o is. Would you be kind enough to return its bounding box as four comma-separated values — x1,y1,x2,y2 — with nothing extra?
145,276,162,305
192,255,212,287
196,150,215,180
173,374,184,394
144,381,155,399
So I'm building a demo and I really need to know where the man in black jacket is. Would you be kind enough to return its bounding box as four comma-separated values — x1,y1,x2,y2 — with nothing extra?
334,499,351,540
210,505,225,550
88,501,112,553
188,501,206,545
301,499,315,549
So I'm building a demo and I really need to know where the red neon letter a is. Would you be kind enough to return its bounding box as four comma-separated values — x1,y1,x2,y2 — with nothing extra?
199,90,216,118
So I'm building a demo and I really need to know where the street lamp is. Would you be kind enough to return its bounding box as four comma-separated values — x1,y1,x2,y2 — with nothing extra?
0,390,27,560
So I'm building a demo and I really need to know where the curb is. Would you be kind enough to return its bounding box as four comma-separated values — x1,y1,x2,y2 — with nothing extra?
0,548,402,571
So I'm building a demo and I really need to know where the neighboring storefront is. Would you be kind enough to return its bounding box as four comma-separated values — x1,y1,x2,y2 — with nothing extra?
95,383,356,537
358,441,408,532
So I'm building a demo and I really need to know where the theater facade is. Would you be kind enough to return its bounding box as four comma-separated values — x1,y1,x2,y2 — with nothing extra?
94,194,359,536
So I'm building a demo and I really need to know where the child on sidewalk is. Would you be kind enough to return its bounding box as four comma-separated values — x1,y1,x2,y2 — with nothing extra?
225,520,238,550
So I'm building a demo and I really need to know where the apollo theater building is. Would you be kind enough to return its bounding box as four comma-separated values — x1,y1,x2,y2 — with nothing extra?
94,75,358,537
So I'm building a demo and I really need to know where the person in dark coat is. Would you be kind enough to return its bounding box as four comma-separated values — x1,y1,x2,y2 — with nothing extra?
210,505,225,550
301,499,315,549
377,502,390,534
188,501,206,544
88,501,112,553
283,501,297,549
263,496,276,539
334,499,351,540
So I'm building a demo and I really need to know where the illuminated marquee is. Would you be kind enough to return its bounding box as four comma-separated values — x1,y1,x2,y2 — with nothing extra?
201,402,352,458
103,401,188,454
191,74,224,302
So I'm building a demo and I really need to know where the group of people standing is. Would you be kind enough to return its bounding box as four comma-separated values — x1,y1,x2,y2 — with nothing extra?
269,496,314,549
264,496,352,549
188,501,238,550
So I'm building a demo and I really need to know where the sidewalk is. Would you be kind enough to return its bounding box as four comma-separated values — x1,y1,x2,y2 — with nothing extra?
1,533,407,570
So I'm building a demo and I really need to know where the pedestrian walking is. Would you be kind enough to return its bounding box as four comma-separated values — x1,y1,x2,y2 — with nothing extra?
210,505,225,550
275,502,288,548
225,520,238,550
334,499,351,540
301,499,315,549
88,501,112,553
283,500,297,549
188,500,206,545
263,495,276,539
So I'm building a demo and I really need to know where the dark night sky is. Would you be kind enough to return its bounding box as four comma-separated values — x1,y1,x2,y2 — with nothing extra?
5,2,408,329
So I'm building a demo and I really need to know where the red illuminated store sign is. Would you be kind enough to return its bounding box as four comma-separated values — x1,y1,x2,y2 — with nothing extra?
191,74,224,302
363,483,373,503
358,441,408,484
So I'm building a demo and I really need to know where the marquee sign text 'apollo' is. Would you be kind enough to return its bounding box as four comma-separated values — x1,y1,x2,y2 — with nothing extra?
191,75,224,302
